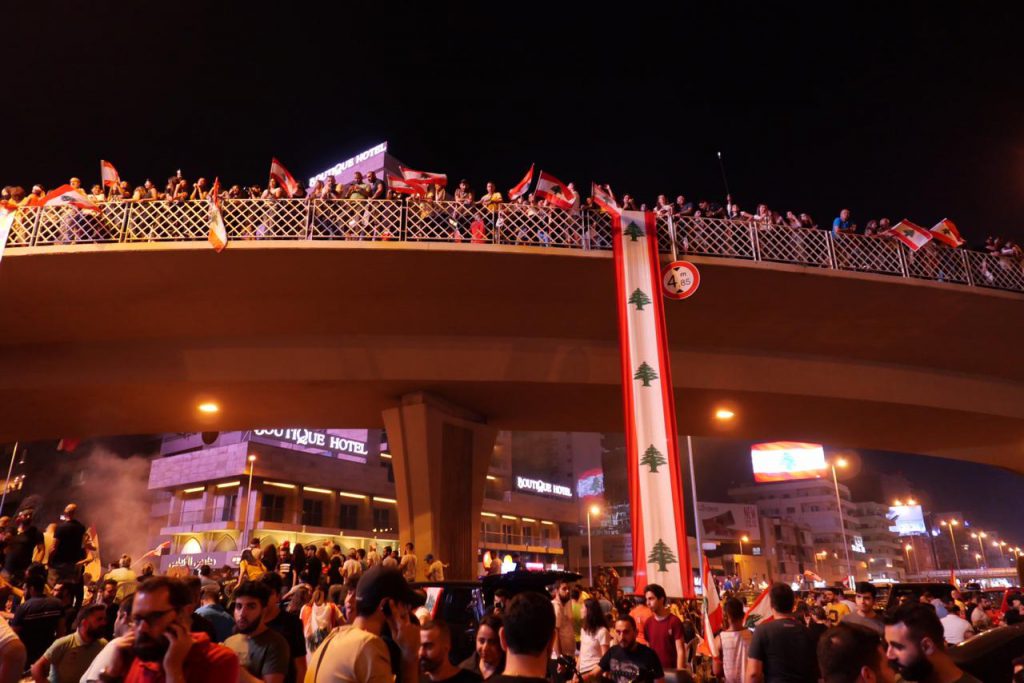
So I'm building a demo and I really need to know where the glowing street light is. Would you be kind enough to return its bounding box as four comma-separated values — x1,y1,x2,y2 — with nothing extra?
714,408,735,421
971,531,988,568
904,543,916,575
940,520,962,571
242,454,257,546
830,458,853,584
586,504,602,586
197,401,220,414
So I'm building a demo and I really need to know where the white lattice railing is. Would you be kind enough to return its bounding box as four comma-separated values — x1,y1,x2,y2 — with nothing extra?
5,200,1023,294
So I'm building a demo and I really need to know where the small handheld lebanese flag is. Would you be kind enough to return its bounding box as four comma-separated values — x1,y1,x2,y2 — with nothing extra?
886,219,932,251
386,173,426,196
508,164,535,200
535,171,576,210
269,157,300,197
208,178,228,252
43,185,101,212
100,160,121,188
400,166,448,188
930,218,965,248
591,182,620,214
699,556,723,657
744,586,774,629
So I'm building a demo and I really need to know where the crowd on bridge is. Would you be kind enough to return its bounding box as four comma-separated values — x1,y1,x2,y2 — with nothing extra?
4,161,1024,265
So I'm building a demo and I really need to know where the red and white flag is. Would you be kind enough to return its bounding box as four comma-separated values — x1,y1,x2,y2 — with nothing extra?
43,185,101,212
208,178,227,252
400,166,447,188
886,220,932,251
100,160,121,188
700,556,723,657
613,210,693,598
535,171,576,210
386,173,426,196
269,157,300,197
930,218,965,248
592,182,619,214
744,586,774,629
508,164,535,200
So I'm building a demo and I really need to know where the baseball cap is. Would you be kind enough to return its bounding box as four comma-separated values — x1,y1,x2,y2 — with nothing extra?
355,566,425,612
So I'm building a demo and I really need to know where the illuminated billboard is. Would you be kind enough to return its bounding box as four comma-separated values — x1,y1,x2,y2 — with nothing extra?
751,442,826,483
887,504,926,535
697,502,761,541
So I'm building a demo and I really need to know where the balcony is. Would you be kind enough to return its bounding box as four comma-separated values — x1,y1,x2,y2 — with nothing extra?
480,530,564,554
162,506,238,535
7,200,1022,294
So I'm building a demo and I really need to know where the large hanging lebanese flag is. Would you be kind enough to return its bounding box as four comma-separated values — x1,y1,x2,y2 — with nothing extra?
886,219,932,251
930,218,965,248
613,209,693,598
269,157,300,197
208,178,227,252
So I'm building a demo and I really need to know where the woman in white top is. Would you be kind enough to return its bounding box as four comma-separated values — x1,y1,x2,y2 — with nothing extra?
577,597,610,675
713,597,752,683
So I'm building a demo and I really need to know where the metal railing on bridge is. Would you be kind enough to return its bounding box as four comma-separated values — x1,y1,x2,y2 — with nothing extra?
8,200,1024,294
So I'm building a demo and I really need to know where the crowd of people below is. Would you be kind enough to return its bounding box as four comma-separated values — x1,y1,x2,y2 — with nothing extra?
4,172,1023,262
0,496,1007,683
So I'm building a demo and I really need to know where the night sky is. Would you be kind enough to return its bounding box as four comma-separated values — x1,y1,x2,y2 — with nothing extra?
5,7,1022,538
6,5,1024,245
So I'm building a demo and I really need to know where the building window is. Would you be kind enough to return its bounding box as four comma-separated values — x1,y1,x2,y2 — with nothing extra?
339,504,359,529
373,507,391,531
261,494,286,523
522,526,533,546
217,493,237,522
501,524,514,544
542,526,552,541
303,499,324,527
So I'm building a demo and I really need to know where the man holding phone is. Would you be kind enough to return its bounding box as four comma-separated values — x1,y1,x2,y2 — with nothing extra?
306,565,424,683
103,576,239,683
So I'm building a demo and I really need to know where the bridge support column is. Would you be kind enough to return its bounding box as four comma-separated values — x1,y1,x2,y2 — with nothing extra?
382,392,498,580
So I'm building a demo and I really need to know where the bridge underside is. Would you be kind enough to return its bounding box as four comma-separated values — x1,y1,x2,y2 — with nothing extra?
1,241,1022,471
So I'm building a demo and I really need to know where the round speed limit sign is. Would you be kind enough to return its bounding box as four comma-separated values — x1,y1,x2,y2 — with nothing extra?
661,261,700,300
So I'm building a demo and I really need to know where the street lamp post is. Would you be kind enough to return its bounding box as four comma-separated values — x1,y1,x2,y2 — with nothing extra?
586,505,601,587
974,553,982,569
831,458,853,584
971,531,987,568
940,520,961,572
242,454,256,548
994,541,1007,566
738,535,749,582
904,544,915,577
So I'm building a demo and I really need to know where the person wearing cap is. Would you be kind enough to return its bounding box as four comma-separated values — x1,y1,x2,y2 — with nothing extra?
305,565,423,683
195,584,233,643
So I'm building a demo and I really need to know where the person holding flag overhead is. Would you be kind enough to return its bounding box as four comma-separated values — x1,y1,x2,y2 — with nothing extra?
269,158,300,197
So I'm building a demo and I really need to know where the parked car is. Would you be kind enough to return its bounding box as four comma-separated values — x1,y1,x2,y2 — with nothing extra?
883,582,956,614
949,623,1024,683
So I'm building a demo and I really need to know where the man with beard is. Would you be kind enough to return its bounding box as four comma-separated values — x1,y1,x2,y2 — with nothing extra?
586,615,664,683
258,572,306,683
224,581,289,683
419,619,481,683
884,604,981,683
551,580,576,661
30,603,107,683
106,576,239,682
817,623,896,683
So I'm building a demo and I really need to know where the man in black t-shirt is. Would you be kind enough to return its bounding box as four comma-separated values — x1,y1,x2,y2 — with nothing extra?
11,575,63,666
3,508,44,586
260,572,307,683
589,615,664,683
49,503,88,606
488,591,555,683
419,619,481,683
747,583,817,683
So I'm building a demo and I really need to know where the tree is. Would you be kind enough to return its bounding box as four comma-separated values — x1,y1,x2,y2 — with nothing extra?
623,221,645,241
640,445,667,473
628,288,652,311
634,362,658,387
647,538,677,572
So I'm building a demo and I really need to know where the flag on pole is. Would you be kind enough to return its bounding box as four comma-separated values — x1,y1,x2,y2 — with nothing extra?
950,564,958,588
0,204,17,266
386,173,426,196
699,556,722,657
535,171,576,210
100,160,121,188
42,185,101,212
400,166,447,188
744,586,774,629
930,218,965,248
56,438,81,453
613,209,693,598
508,164,535,200
269,157,300,197
208,178,228,252
885,220,932,251
591,182,619,213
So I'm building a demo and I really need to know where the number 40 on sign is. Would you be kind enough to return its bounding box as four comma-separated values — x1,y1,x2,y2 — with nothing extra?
661,261,701,300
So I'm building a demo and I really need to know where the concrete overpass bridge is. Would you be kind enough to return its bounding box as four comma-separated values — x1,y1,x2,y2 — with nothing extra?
3,199,1022,576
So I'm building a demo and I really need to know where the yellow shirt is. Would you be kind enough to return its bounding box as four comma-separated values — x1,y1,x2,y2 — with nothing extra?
825,602,851,625
482,192,503,213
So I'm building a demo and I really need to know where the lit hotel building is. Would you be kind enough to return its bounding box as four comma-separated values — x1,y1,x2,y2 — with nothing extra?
148,429,594,573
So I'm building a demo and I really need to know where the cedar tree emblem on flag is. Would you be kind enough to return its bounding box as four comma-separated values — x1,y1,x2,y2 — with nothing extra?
640,445,667,473
647,539,677,572
623,221,645,241
628,288,652,311
634,362,658,387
